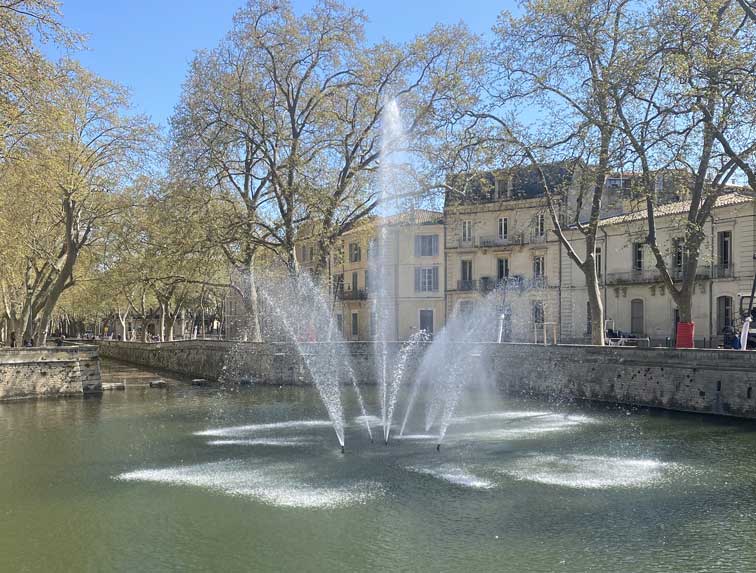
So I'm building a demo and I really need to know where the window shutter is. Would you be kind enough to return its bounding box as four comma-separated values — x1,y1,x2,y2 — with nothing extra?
432,267,439,291
414,268,421,291
431,235,438,256
415,236,421,256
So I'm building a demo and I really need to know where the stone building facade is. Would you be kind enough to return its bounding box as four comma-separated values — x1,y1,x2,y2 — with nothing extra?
560,193,756,345
326,210,445,340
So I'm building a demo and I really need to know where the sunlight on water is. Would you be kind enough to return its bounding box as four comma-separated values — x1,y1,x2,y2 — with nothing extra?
195,420,333,437
407,464,495,490
117,461,383,508
499,454,686,489
207,438,313,447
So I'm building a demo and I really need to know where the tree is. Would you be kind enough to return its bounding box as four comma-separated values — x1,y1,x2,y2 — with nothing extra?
0,60,156,344
611,0,756,325
170,0,481,340
471,0,638,345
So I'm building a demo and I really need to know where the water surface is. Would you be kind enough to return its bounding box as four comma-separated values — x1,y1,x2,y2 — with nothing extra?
1,359,755,572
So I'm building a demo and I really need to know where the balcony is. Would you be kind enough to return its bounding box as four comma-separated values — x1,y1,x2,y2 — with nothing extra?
711,263,734,279
607,264,726,285
446,236,477,249
336,288,368,300
457,279,478,291
530,232,547,244
478,234,523,247
605,270,664,285
478,275,549,292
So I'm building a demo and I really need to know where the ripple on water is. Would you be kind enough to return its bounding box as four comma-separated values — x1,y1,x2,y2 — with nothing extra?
207,438,313,447
116,461,382,508
195,420,333,437
459,414,594,441
499,454,684,489
407,464,495,489
451,410,553,424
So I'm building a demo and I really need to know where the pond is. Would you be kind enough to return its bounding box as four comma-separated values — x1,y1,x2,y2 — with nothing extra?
0,359,755,572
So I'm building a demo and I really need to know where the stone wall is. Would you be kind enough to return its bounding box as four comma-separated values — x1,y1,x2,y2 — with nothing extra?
97,340,382,385
97,340,756,419
0,345,101,400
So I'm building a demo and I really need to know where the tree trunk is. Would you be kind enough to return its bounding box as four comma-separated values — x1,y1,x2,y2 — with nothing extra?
159,302,167,342
586,263,605,346
242,261,262,342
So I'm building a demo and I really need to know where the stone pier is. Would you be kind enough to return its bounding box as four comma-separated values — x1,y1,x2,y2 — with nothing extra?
0,345,101,400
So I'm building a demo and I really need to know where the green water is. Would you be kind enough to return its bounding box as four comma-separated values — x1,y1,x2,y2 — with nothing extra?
1,359,756,572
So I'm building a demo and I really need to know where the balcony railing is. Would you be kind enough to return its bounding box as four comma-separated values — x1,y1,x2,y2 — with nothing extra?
457,279,477,291
336,288,368,300
457,237,476,249
479,234,522,247
711,263,734,279
530,232,547,244
606,270,665,285
607,264,721,285
479,275,549,292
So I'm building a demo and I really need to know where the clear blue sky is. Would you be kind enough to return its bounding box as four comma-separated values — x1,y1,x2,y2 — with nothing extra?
49,0,515,128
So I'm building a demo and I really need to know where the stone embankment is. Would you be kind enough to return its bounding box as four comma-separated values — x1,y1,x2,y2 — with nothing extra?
0,345,101,400
97,340,756,419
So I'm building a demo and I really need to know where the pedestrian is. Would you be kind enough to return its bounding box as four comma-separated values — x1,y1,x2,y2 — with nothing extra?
10,331,16,348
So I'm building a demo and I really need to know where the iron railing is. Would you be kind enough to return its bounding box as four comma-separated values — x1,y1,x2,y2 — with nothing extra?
336,288,368,300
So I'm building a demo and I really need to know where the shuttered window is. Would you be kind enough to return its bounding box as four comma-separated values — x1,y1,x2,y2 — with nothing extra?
414,234,439,256
414,267,439,292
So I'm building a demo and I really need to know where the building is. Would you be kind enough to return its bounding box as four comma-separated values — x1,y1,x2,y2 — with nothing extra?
560,192,756,345
328,210,445,340
442,164,584,341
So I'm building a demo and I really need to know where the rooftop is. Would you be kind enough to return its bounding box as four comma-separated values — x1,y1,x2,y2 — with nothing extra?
445,162,577,207
598,192,754,227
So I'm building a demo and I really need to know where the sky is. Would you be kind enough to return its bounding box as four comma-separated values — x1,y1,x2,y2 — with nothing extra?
47,0,514,129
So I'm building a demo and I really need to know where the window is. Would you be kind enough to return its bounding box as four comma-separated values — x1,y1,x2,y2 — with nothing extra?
414,234,439,256
717,296,733,333
364,270,369,291
336,314,343,336
595,247,602,277
497,257,509,281
631,299,644,335
459,300,475,316
351,272,358,292
332,273,344,294
718,231,731,269
533,301,544,324
368,238,380,258
607,177,624,189
349,242,361,263
419,309,434,335
462,220,472,242
495,179,507,199
533,256,544,279
461,260,473,282
351,312,359,338
633,242,644,272
535,213,545,237
414,267,439,292
370,311,377,337
498,217,508,240
673,240,684,268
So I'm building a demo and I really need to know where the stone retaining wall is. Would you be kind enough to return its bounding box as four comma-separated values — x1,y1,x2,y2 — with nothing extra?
0,345,101,400
97,340,756,419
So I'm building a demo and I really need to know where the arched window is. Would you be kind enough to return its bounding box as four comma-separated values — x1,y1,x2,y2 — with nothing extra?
630,299,644,335
717,296,733,333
